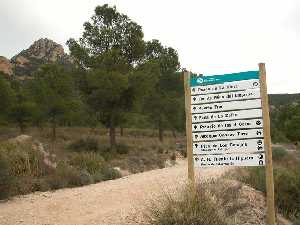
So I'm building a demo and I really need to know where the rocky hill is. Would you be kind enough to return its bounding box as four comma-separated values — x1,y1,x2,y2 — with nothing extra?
0,56,13,76
0,38,73,78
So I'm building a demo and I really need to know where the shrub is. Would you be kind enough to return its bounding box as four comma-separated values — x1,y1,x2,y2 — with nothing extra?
170,152,176,161
100,166,121,181
68,137,99,152
116,143,130,154
68,152,121,182
235,165,300,220
293,217,300,225
0,155,13,199
68,152,105,175
0,142,45,177
272,147,288,161
144,185,228,225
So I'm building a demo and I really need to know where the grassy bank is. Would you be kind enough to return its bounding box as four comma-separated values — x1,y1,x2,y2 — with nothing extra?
0,127,183,200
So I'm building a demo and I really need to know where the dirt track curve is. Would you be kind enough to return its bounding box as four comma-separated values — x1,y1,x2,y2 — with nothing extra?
0,160,226,225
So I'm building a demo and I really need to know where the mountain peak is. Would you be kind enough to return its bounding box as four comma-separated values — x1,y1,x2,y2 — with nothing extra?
7,38,73,77
0,56,13,76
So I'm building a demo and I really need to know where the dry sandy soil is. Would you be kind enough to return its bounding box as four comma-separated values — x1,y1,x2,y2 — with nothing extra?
0,160,226,225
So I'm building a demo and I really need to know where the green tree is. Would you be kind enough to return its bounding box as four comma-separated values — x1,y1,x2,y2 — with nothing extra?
142,40,181,142
9,81,37,134
67,4,145,148
0,74,14,124
29,64,81,140
285,110,300,142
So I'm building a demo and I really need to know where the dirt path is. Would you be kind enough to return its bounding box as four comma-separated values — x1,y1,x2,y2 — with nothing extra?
0,160,226,225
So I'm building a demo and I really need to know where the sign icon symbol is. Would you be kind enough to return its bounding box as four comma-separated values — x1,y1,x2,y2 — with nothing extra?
196,78,204,84
256,120,261,125
253,81,259,86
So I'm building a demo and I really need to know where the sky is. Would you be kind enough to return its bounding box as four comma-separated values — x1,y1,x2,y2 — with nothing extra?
1,0,300,94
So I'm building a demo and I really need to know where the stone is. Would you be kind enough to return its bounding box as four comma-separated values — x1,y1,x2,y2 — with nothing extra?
0,56,13,76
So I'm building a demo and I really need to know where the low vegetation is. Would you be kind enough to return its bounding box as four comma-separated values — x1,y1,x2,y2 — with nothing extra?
144,179,276,225
230,147,300,223
144,184,228,225
0,127,181,200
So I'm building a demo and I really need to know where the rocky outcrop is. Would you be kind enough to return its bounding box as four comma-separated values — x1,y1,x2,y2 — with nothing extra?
0,56,13,76
10,38,73,77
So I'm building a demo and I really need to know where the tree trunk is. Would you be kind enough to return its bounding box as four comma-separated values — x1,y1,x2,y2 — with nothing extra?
172,129,177,138
158,120,164,143
120,127,124,137
52,120,56,141
19,122,25,134
109,125,116,149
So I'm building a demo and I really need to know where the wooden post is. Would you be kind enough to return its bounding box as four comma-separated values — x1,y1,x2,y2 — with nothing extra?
259,63,276,225
183,71,195,185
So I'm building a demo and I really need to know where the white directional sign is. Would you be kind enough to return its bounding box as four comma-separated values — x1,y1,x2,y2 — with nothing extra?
185,68,275,224
192,109,263,123
191,99,262,114
191,79,260,95
193,128,264,142
191,89,261,104
192,118,263,132
187,70,267,168
193,138,265,154
193,152,265,167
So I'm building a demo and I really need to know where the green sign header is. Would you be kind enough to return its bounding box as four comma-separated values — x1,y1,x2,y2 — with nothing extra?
190,71,259,87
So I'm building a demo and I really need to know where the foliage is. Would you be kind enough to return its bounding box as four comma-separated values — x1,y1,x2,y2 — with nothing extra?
68,137,99,152
67,4,145,148
28,64,81,139
145,184,228,225
272,147,288,161
141,40,181,142
0,74,14,124
0,154,13,199
235,159,300,221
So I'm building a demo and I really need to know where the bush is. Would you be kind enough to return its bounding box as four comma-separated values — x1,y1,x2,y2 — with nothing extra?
145,185,228,225
100,166,121,181
116,143,130,154
48,161,94,189
236,165,300,220
69,152,105,174
68,152,121,182
68,137,99,152
0,142,45,177
0,155,13,199
272,147,288,161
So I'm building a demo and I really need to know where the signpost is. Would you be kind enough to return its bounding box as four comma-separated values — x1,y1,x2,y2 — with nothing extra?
183,63,276,224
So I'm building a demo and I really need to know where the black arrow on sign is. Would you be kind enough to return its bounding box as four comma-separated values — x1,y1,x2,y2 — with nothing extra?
195,134,198,139
193,97,196,101
192,88,195,92
194,125,197,130
256,120,261,125
195,157,199,161
193,106,196,110
193,115,197,120
195,143,198,148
